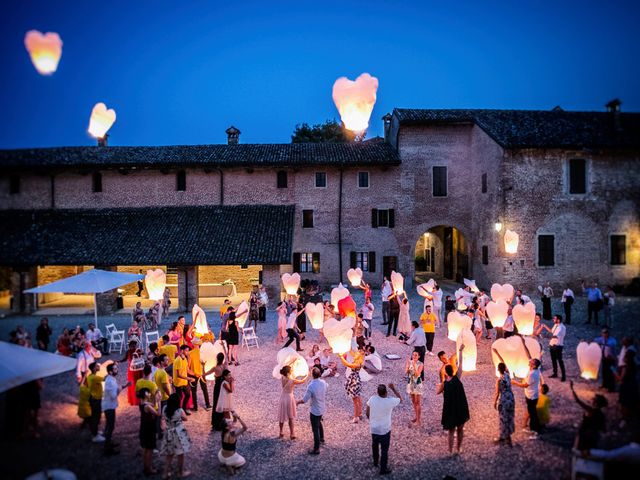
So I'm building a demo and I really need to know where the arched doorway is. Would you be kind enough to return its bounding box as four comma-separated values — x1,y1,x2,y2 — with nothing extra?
414,226,469,283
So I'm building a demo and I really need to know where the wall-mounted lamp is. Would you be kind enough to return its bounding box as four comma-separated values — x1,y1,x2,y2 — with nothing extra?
494,222,503,232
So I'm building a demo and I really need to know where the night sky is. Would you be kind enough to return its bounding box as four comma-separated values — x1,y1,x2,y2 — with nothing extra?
1,0,639,148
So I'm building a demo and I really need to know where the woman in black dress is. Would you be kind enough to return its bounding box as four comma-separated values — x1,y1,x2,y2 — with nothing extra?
226,313,240,366
205,352,228,430
437,344,469,455
137,388,159,475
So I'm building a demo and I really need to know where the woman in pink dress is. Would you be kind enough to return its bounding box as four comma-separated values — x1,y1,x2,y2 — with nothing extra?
277,365,308,439
276,302,287,343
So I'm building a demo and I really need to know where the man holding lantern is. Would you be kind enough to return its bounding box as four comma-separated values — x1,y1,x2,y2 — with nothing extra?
511,358,543,438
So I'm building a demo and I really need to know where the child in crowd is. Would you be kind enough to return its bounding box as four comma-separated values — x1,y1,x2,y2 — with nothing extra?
537,384,551,428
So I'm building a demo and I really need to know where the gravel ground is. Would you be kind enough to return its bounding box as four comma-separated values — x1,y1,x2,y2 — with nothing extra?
1,288,638,480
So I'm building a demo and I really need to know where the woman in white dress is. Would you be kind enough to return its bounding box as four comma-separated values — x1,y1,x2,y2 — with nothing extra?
398,294,412,337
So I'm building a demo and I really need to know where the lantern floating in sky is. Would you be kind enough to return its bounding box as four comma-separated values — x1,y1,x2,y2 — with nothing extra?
281,273,301,295
447,311,472,341
144,269,166,301
338,295,357,319
305,302,324,329
332,73,379,133
24,30,62,75
504,229,519,254
88,102,116,139
192,304,208,336
486,300,509,328
491,336,541,379
202,340,226,380
346,268,363,287
576,341,602,380
236,301,249,328
323,316,355,355
390,271,404,294
330,283,349,309
463,278,480,293
490,283,514,303
456,328,477,372
512,302,536,335
272,347,309,379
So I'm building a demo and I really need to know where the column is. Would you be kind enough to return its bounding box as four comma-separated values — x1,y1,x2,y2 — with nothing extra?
10,267,38,314
177,266,199,312
95,266,118,315
261,264,281,309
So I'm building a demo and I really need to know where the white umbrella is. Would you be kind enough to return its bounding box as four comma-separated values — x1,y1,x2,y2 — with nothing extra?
24,269,143,328
0,341,76,393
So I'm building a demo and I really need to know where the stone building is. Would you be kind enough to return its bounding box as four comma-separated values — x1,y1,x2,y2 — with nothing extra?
1,104,639,313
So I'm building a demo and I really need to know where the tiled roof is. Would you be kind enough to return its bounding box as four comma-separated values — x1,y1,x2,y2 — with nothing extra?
0,205,295,266
0,142,401,170
393,108,640,149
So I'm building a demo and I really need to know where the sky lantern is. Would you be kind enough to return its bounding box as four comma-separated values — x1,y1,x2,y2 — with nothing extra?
337,295,357,318
504,229,519,254
272,347,309,379
202,340,226,380
88,102,116,140
456,328,477,372
144,268,166,301
390,270,404,294
486,300,509,328
24,30,62,75
346,268,363,287
236,300,249,328
192,304,208,336
512,302,536,335
491,336,541,379
463,278,480,293
330,283,350,309
417,278,435,297
447,311,472,341
490,283,514,303
332,73,379,133
323,316,355,355
281,273,301,295
305,302,324,329
576,341,602,380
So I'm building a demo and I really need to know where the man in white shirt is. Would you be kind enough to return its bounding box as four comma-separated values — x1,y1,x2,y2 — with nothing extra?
297,367,328,454
381,278,392,325
547,315,566,381
432,285,444,327
76,341,101,383
283,307,302,351
360,298,375,339
502,310,515,338
86,323,108,354
512,359,542,437
364,345,382,374
102,362,130,455
366,383,402,475
404,321,426,369
561,287,575,324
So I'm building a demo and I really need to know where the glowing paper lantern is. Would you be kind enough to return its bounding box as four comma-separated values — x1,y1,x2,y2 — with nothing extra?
97,359,114,377
447,311,472,341
456,329,477,372
330,283,350,309
272,347,309,379
490,283,514,303
24,30,62,75
281,273,301,295
390,271,404,294
512,302,536,335
323,317,355,355
202,340,226,380
491,336,541,379
236,301,249,328
576,341,602,380
463,278,480,293
192,304,208,336
305,302,324,329
486,300,509,328
346,268,363,287
337,295,357,318
332,73,379,133
88,102,117,139
417,279,435,297
504,229,519,254
144,269,166,301
456,300,468,311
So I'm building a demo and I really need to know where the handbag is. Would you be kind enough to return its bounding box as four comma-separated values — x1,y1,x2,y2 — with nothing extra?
129,352,145,372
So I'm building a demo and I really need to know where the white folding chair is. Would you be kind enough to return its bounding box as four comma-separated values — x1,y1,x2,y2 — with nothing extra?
145,330,159,348
241,327,259,349
105,323,117,338
108,328,125,354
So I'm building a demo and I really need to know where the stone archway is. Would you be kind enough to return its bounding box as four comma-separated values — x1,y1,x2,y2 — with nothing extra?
414,226,469,283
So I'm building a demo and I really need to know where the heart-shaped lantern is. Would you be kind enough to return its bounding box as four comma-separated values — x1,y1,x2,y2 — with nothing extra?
330,283,350,309
576,341,602,380
145,269,166,301
486,300,509,328
332,73,379,133
235,301,249,328
504,229,519,254
337,295,357,319
463,278,480,293
281,273,301,295
417,279,435,298
491,336,541,379
347,268,363,287
305,302,324,329
192,304,208,336
323,316,355,355
24,30,62,75
512,302,536,335
390,271,404,294
490,283,514,303
202,340,226,380
272,347,309,379
88,102,117,139
456,328,477,372
447,311,472,341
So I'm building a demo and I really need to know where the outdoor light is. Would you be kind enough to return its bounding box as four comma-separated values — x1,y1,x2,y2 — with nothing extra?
332,73,379,133
390,270,404,294
491,336,541,379
88,102,116,139
323,316,355,355
144,268,166,301
330,283,349,309
192,304,208,335
24,30,62,75
504,229,519,254
346,268,363,287
494,222,503,232
272,347,309,379
281,273,301,295
576,341,602,380
236,300,249,328
337,295,357,318
447,311,472,341
463,278,479,293
456,328,477,372
305,303,324,329
512,302,536,335
490,283,514,303
486,300,509,328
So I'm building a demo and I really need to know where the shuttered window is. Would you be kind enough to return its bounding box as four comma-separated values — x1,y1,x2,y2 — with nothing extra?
538,235,555,266
176,170,186,191
433,166,447,197
277,170,288,188
350,251,375,272
569,159,586,194
302,209,314,228
610,235,626,265
315,172,326,188
293,252,320,273
371,209,395,228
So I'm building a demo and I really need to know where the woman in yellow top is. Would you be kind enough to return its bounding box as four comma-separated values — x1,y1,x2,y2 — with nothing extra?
339,347,365,423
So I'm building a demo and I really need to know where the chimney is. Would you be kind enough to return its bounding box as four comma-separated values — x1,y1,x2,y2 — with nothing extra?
382,113,392,143
605,98,621,113
225,126,240,145
97,134,108,147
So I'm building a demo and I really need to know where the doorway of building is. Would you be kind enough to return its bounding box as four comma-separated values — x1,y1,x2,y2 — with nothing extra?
382,256,398,280
415,226,468,283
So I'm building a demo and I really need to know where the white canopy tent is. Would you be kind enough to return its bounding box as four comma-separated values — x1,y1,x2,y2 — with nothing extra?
24,269,144,328
0,341,77,393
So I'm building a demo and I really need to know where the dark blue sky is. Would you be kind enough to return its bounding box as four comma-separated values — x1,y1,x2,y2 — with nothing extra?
1,0,638,148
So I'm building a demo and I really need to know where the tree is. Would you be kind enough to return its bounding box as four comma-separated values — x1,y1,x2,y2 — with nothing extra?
291,119,355,143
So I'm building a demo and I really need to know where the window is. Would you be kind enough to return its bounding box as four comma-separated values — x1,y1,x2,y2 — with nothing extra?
277,170,288,188
371,208,395,228
568,158,587,194
176,170,186,191
293,252,320,273
315,172,326,188
432,166,447,197
302,209,314,228
610,235,626,265
92,172,102,193
350,251,376,272
482,245,488,265
481,173,487,193
9,175,20,194
538,235,555,266
358,171,369,188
